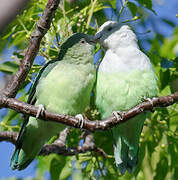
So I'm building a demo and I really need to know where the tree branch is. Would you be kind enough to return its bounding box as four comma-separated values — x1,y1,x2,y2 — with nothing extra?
0,131,108,158
53,127,71,147
40,129,108,157
1,0,60,98
0,92,177,131
0,92,177,157
0,131,18,145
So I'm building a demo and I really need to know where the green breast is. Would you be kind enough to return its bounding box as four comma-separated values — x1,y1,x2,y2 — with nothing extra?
95,69,158,119
36,62,95,115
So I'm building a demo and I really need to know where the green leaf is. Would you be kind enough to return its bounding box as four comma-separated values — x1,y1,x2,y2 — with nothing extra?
134,142,146,176
160,69,170,90
160,37,178,60
162,18,176,27
159,85,171,96
109,0,117,9
9,32,27,46
127,2,137,17
13,52,24,59
149,52,161,66
94,10,107,27
154,153,168,180
67,128,81,147
168,135,178,169
3,109,19,124
135,0,156,14
59,158,72,180
137,0,152,10
50,156,66,180
37,155,56,178
0,61,19,74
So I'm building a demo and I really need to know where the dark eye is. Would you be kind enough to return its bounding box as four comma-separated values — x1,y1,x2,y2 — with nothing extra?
107,27,112,31
80,39,86,44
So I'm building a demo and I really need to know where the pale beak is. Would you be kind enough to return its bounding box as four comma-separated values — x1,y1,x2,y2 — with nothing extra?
91,31,102,43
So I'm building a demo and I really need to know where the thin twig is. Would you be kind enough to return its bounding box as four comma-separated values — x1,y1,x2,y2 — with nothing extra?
0,131,108,158
86,0,97,29
118,0,128,22
121,16,140,23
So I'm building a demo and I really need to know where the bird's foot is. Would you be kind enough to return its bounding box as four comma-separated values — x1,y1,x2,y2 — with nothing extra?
36,104,45,119
143,96,153,106
143,96,154,112
75,114,84,129
112,111,123,121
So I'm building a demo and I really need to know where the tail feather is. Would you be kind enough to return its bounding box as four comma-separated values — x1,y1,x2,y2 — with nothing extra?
113,137,138,175
10,117,64,170
11,144,42,170
112,114,145,175
10,148,20,170
127,153,138,173
10,146,35,170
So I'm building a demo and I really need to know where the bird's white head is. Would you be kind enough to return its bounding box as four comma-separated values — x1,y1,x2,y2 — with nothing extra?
95,21,138,50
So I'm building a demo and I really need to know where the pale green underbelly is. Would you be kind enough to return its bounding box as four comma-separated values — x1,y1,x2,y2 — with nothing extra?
36,63,95,115
95,69,158,119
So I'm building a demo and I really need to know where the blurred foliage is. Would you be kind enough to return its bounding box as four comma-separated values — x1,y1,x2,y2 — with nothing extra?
0,0,178,179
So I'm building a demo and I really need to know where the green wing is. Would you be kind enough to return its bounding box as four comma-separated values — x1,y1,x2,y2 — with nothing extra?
16,59,59,146
28,33,88,104
28,60,59,104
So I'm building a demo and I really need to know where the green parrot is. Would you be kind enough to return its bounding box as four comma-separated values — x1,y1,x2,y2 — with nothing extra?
94,21,158,175
10,33,96,170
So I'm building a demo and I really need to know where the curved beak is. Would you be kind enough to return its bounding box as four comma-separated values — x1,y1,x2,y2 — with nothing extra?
87,35,97,44
88,32,102,44
93,31,102,43
95,31,102,40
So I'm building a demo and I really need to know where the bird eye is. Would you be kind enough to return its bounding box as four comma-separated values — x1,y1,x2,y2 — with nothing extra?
80,39,86,44
107,27,112,31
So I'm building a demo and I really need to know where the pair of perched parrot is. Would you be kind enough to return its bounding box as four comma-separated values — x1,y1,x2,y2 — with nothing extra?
10,21,158,175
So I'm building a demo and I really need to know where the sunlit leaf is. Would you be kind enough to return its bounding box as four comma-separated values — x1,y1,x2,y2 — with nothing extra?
0,61,19,74
127,2,137,17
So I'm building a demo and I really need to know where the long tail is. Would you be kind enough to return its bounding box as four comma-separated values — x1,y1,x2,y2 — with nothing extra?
10,116,63,170
10,116,44,170
10,147,34,170
113,136,138,175
112,114,145,175
10,148,20,170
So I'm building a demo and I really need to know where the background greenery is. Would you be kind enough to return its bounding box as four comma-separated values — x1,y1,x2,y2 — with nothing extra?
0,0,177,179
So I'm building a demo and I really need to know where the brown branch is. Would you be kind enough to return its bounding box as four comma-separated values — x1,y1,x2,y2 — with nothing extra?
0,131,18,145
1,0,60,98
81,131,108,158
40,142,108,158
53,127,71,146
0,131,108,158
0,92,177,131
40,130,108,157
0,91,177,157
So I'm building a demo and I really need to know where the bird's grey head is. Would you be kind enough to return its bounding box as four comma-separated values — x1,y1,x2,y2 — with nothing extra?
94,21,138,50
58,33,95,60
